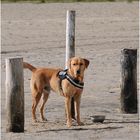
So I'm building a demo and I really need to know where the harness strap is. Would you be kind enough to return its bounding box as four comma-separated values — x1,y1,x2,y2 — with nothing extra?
65,74,84,89
58,69,84,90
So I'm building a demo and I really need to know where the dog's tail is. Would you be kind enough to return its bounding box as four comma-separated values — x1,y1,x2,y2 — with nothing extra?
23,62,36,72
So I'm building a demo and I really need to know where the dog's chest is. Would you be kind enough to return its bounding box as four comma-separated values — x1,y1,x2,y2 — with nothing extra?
62,80,83,97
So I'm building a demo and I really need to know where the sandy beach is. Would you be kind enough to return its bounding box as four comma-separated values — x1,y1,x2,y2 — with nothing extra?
1,2,139,140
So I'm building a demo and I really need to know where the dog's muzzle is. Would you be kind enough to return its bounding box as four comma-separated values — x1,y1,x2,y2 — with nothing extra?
76,70,81,75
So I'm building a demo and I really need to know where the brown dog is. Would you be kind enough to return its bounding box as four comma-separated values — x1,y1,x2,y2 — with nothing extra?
23,57,89,127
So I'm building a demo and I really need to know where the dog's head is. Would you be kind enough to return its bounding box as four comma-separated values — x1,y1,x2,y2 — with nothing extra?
68,57,89,79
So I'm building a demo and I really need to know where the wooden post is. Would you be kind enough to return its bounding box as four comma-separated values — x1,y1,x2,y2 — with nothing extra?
6,57,24,132
66,10,76,119
66,10,75,68
120,49,137,113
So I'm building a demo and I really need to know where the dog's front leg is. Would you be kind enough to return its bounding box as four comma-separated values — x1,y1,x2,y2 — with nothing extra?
65,96,72,127
74,94,84,126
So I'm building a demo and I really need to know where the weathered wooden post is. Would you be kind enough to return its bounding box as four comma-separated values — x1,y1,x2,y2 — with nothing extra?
6,57,24,132
66,10,76,119
120,49,137,113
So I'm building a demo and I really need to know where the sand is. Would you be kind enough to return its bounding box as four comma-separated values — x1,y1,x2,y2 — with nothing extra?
1,1,139,140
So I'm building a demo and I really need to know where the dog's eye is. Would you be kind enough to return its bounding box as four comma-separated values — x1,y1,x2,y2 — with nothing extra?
73,63,76,66
80,63,83,66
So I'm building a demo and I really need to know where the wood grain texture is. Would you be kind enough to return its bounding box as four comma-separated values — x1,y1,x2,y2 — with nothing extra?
121,49,137,113
6,57,24,132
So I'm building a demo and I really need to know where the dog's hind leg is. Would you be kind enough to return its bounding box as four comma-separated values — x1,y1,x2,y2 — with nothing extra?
40,90,49,122
32,91,42,123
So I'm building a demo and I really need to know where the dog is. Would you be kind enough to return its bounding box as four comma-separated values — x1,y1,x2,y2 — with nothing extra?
23,57,89,127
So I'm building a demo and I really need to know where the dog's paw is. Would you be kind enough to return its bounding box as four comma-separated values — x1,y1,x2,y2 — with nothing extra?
41,118,48,122
32,119,40,123
67,122,72,128
77,121,84,126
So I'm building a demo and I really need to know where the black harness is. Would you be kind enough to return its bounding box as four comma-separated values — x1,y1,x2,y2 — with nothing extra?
58,69,84,89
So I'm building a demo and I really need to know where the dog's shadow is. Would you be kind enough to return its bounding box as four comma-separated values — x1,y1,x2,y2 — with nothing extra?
36,126,123,133
35,118,139,133
36,122,123,133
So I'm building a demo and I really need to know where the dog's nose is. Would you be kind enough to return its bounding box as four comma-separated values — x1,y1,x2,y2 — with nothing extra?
77,70,81,74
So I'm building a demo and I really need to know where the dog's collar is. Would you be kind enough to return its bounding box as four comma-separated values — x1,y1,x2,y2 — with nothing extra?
58,69,84,89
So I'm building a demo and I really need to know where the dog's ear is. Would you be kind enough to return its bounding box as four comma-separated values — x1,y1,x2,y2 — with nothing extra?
83,59,90,68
